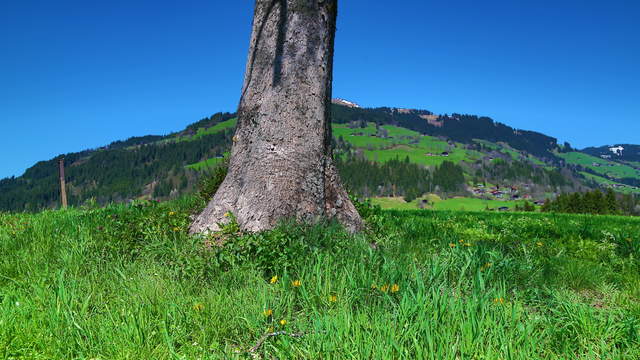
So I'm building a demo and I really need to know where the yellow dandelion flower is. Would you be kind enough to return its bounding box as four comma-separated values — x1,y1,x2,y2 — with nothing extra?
493,297,505,305
380,284,389,293
329,295,338,302
224,212,231,218
192,303,204,311
279,319,287,326
536,242,543,247
291,280,301,287
168,211,176,216
270,275,278,284
173,227,180,232
263,309,273,317
391,284,400,293
458,239,464,244
449,243,456,248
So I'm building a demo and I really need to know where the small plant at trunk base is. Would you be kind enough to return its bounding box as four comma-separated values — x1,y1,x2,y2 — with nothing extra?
195,159,228,205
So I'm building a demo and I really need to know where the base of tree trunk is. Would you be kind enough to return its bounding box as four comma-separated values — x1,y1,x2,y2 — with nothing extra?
189,157,363,235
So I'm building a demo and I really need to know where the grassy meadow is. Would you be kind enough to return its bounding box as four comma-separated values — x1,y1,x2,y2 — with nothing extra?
371,195,527,212
557,152,640,180
2,197,640,359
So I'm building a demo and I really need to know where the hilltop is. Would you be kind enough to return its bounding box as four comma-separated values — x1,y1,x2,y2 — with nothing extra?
1,101,639,212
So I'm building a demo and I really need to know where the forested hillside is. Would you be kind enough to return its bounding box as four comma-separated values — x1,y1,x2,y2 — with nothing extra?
1,102,639,212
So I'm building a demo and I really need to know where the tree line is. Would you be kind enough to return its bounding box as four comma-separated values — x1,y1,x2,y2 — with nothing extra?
541,189,640,216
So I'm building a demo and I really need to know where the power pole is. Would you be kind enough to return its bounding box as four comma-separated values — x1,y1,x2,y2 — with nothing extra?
58,158,68,209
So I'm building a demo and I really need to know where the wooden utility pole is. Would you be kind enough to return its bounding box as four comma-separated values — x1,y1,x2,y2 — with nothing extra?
58,158,68,209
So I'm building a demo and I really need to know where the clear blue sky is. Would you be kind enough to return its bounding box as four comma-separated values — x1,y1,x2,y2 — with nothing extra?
1,0,639,178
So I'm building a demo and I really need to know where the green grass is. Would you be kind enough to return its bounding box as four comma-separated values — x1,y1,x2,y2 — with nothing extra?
186,153,229,171
557,152,640,179
580,172,640,195
175,118,238,142
371,195,527,211
2,198,640,358
431,197,524,211
332,123,481,166
474,139,546,166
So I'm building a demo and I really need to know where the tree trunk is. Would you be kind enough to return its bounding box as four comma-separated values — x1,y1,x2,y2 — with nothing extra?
190,0,363,234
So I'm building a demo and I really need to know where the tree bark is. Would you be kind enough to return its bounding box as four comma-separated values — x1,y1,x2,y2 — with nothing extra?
190,0,363,234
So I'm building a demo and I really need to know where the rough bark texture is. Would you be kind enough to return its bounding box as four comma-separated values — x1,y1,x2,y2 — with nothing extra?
190,0,363,234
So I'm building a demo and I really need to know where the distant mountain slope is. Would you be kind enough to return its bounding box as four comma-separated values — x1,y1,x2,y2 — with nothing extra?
331,106,559,159
0,101,638,211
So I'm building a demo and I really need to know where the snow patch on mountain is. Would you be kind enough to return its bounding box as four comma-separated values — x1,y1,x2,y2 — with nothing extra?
609,146,624,156
332,98,361,108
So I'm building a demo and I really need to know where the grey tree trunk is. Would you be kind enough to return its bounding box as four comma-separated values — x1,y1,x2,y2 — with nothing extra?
190,0,363,234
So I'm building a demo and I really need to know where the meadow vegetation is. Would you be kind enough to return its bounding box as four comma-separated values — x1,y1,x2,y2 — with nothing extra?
2,195,640,359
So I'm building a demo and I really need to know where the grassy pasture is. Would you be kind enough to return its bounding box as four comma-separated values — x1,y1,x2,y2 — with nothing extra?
2,198,640,359
558,152,639,179
579,172,640,195
176,118,238,143
371,195,526,211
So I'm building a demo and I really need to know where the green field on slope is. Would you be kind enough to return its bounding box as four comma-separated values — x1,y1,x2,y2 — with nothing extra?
334,123,480,166
177,118,238,143
371,195,526,211
3,197,639,358
580,172,640,194
558,151,639,179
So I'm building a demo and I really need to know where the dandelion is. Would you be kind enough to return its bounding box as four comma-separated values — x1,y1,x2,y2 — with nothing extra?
391,284,400,293
493,297,505,305
536,241,543,247
449,243,456,248
192,303,204,311
279,319,287,326
464,242,472,247
458,239,464,244
291,280,301,287
263,309,273,317
168,211,176,216
173,227,180,232
380,284,389,293
270,275,278,284
329,295,338,302
224,212,231,218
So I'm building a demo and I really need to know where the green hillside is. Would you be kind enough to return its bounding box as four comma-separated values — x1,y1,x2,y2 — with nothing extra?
2,197,640,358
371,195,527,211
558,151,640,179
1,103,639,212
